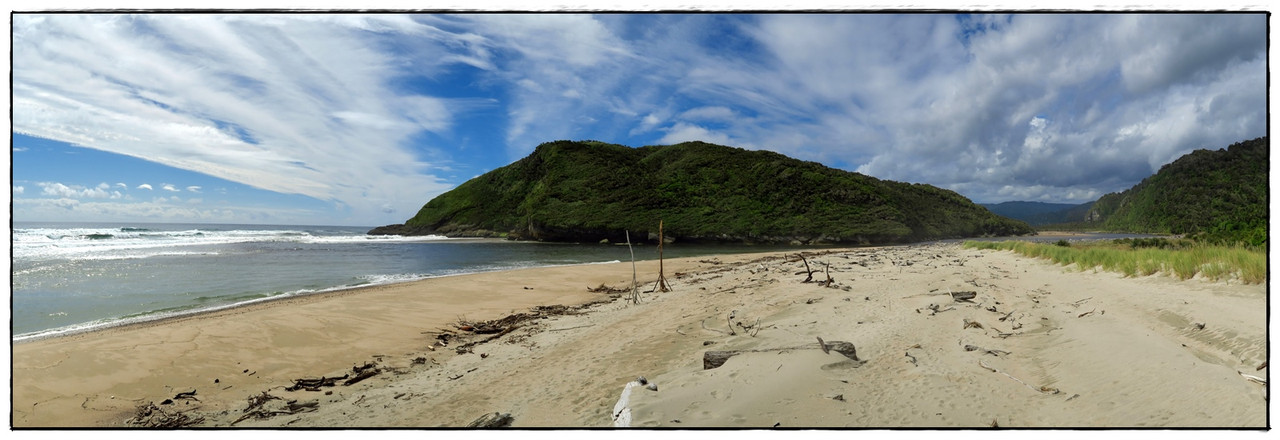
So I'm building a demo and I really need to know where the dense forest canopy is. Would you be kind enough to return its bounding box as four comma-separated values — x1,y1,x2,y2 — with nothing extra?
1087,137,1267,247
374,140,1033,244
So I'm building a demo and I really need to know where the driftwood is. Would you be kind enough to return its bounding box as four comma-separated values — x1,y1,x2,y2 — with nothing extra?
949,291,977,303
979,360,1059,394
343,365,380,386
128,402,205,428
1239,371,1267,386
796,254,816,283
231,392,319,426
964,344,1011,356
286,374,349,392
467,412,515,428
653,220,671,293
703,338,860,369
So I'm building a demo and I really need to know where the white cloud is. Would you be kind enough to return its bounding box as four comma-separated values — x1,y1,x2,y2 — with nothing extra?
115,182,128,189
137,183,153,190
186,186,202,193
13,14,458,225
37,182,120,199
658,123,736,147
161,184,180,192
13,186,25,195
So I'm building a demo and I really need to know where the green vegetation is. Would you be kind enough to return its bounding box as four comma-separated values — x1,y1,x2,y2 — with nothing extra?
387,140,1034,244
1087,137,1268,247
964,240,1266,284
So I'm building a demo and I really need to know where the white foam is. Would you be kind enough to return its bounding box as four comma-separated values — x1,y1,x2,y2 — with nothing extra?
11,227,454,261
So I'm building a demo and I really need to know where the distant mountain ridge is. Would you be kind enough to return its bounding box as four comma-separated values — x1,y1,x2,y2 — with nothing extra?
981,201,1095,226
371,140,1033,244
1087,136,1267,246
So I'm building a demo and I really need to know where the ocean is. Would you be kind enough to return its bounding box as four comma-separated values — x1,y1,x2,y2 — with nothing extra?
10,222,795,341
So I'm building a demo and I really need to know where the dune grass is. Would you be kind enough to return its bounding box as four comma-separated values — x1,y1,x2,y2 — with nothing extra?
964,240,1267,284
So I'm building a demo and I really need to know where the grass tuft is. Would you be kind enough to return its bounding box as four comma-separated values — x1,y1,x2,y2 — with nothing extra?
963,240,1266,284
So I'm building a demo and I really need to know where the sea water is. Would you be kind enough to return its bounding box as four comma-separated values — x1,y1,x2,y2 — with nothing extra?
11,222,1149,342
10,222,792,341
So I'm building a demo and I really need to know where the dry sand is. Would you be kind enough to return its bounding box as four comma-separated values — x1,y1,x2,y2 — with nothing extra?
10,243,1269,428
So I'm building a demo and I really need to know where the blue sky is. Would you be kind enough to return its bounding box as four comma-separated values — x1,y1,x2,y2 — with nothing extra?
10,12,1269,227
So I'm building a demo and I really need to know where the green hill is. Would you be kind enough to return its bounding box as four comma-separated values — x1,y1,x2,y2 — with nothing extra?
370,140,1032,245
1086,137,1267,246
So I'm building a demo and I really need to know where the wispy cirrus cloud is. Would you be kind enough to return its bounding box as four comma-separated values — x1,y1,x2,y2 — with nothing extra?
13,14,466,224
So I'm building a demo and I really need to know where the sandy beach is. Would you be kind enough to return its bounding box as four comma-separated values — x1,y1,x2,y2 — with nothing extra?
10,242,1268,428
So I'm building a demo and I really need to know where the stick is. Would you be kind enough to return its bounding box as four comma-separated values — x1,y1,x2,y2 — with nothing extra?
654,220,670,292
1239,371,1267,386
799,254,815,283
626,230,640,305
979,360,1059,394
549,324,595,332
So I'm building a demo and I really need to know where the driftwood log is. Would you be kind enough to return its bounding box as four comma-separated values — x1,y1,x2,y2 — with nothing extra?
703,339,860,369
467,412,515,428
950,291,977,302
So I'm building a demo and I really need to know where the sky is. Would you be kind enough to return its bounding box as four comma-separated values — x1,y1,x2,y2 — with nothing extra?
9,10,1270,227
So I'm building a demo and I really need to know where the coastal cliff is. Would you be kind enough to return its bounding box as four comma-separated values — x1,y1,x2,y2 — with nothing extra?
372,140,1033,244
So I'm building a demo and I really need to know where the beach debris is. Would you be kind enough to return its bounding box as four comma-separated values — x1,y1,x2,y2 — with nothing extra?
734,317,764,337
286,375,348,392
1257,361,1268,371
1193,322,1206,330
703,339,860,369
128,402,205,428
1238,371,1267,386
817,261,837,288
727,310,738,335
231,391,319,425
795,253,817,283
978,360,1060,395
922,303,955,315
949,290,977,303
588,283,630,295
998,310,1016,322
832,394,846,402
905,344,922,366
612,376,659,427
467,412,515,428
990,419,998,428
963,319,984,329
1077,309,1097,318
343,361,380,386
964,344,1011,356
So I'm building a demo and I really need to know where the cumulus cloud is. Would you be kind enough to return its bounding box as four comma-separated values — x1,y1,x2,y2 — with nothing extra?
13,186,25,195
161,184,180,192
137,183,153,190
186,186,202,193
37,182,121,199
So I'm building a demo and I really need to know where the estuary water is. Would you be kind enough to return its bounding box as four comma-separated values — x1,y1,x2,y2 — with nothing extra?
10,222,791,341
